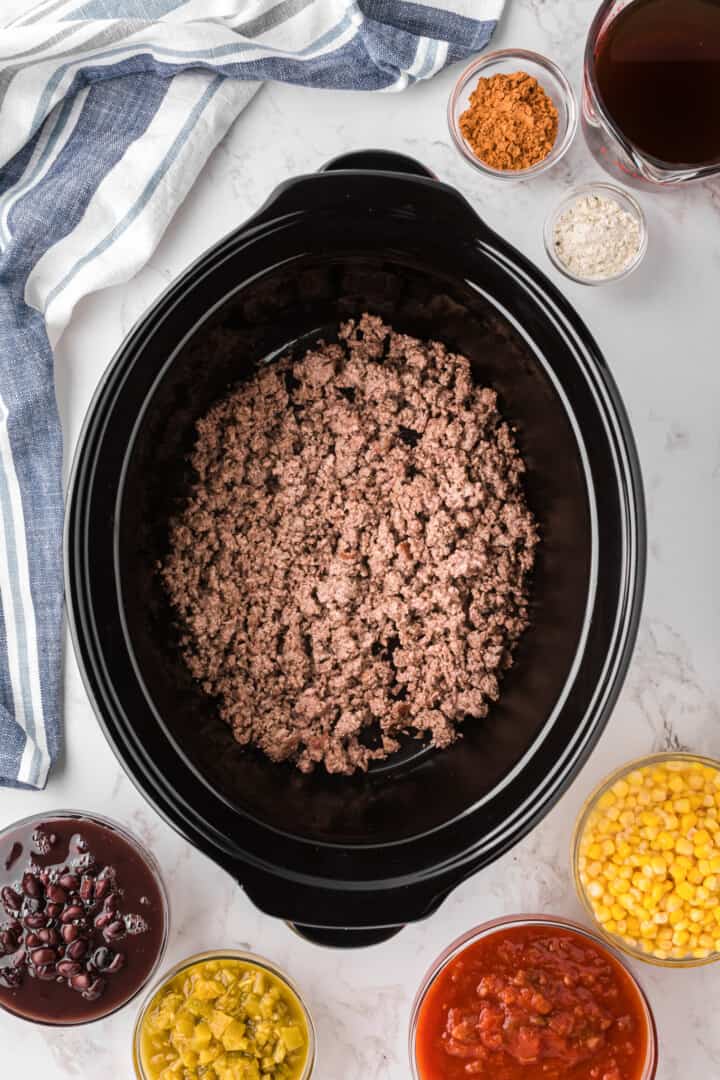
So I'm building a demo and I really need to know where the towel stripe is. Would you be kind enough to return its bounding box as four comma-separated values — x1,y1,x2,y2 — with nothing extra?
0,397,49,788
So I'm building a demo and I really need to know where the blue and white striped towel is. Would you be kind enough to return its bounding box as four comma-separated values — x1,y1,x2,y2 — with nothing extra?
0,0,503,789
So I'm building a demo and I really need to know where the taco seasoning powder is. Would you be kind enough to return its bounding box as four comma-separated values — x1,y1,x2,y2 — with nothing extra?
459,71,559,171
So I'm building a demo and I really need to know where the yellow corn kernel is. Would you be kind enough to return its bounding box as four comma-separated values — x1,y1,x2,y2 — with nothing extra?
639,920,656,939
655,832,675,851
688,772,705,791
675,798,691,814
587,842,603,860
698,859,712,877
627,769,644,786
676,837,694,856
605,920,617,934
668,775,685,793
612,779,630,799
598,790,616,810
601,839,616,857
588,881,604,899
676,881,695,901
596,905,612,923
586,861,603,878
694,829,711,846
689,908,704,923
681,813,698,833
611,903,626,921
703,876,718,893
668,908,685,926
673,929,690,947
698,933,715,950
669,862,687,882
687,868,703,885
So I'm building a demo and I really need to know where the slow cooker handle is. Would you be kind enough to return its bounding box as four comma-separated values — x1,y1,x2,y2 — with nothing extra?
319,149,437,179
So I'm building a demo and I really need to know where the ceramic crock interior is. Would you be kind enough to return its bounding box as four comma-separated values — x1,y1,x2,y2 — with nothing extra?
116,252,593,846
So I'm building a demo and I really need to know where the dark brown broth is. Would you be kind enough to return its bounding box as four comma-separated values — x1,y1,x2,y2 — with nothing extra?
595,0,720,165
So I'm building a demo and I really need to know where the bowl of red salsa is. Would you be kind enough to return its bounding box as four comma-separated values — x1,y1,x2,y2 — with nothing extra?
410,915,658,1080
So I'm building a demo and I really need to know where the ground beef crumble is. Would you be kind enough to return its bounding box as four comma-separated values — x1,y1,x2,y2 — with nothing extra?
161,314,539,775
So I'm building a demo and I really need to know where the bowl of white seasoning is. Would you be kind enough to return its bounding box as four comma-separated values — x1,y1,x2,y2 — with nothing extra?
544,182,648,285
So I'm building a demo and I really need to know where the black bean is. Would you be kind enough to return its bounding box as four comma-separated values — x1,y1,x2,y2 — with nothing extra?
58,874,80,891
94,878,111,902
23,913,48,929
106,951,125,975
21,873,42,899
57,959,82,979
37,928,60,946
103,892,120,914
45,884,67,905
60,905,84,924
0,929,17,953
103,921,126,942
92,947,113,971
61,924,79,944
82,976,106,1002
67,939,87,962
79,877,95,902
1,886,21,912
30,947,56,966
70,972,91,991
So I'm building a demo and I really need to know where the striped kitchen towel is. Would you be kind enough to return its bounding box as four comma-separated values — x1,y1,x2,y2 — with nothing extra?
0,0,504,789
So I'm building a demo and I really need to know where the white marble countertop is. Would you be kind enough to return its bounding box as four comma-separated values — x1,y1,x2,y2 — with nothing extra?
2,1,720,1077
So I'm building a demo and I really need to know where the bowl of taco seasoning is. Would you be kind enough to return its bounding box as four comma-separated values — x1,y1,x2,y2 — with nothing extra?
409,914,658,1080
448,49,578,179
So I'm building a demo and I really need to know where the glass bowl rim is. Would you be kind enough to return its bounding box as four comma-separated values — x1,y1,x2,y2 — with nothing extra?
544,181,648,285
447,47,578,180
132,948,317,1080
0,807,170,1027
408,912,658,1079
572,751,720,967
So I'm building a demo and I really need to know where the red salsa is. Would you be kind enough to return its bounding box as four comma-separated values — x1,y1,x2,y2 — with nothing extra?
415,924,650,1080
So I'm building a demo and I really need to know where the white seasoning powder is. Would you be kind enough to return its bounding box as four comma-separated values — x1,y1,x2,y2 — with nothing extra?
552,193,642,280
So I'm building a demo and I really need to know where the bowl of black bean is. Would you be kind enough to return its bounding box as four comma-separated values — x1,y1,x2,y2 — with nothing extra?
0,810,168,1025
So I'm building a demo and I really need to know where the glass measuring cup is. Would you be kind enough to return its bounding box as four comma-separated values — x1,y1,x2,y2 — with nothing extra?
583,0,720,187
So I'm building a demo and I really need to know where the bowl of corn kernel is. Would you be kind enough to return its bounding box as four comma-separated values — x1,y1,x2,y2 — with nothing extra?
573,752,720,967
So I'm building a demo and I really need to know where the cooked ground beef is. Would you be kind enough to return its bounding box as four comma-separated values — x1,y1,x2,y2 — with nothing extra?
161,314,538,775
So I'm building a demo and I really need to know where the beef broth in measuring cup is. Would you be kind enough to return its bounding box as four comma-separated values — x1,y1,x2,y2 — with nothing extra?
583,0,720,184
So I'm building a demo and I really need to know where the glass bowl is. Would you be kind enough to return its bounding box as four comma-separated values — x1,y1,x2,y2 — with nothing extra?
573,752,720,968
133,949,316,1079
409,914,658,1079
0,809,169,1026
447,48,578,179
544,182,648,285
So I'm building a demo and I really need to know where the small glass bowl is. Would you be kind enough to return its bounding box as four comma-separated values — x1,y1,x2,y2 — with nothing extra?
544,182,648,284
133,949,317,1079
573,752,720,968
0,809,169,1027
447,48,578,179
409,914,658,1079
